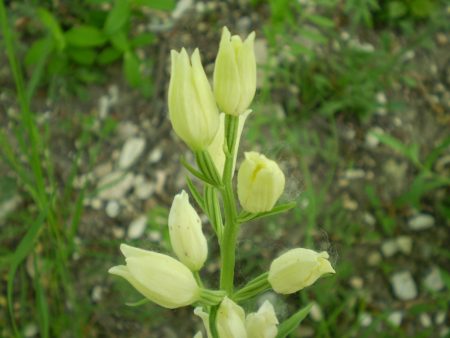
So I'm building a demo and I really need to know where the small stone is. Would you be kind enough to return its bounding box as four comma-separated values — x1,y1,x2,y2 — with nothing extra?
420,313,432,328
112,226,125,239
23,323,38,337
94,162,113,178
436,33,448,45
133,175,155,199
90,198,103,210
363,212,376,226
387,311,403,327
0,194,22,223
105,200,120,218
360,313,372,327
376,92,387,104
344,169,365,179
342,195,358,210
408,213,435,231
148,148,162,163
98,95,111,119
423,267,444,292
97,171,134,200
172,0,192,20
127,215,147,239
119,137,146,169
396,236,413,254
366,127,383,148
350,276,364,289
310,302,323,321
367,251,382,266
440,328,449,337
91,285,103,302
149,230,162,242
390,271,418,301
435,311,446,325
382,239,398,257
117,121,139,139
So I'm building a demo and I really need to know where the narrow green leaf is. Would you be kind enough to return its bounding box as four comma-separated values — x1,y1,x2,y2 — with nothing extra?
123,51,142,87
307,15,335,28
134,0,176,11
65,25,107,47
125,298,150,307
68,47,97,65
104,0,130,35
276,303,312,338
97,47,122,65
37,8,65,51
130,32,156,48
186,175,205,211
7,212,46,337
238,202,296,223
110,30,130,52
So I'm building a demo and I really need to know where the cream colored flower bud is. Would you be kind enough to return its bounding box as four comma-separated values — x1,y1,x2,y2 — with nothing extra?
169,48,219,151
168,190,208,271
237,152,285,213
246,300,279,338
268,248,335,294
214,27,256,116
194,307,212,338
207,110,251,177
108,244,199,309
216,297,248,338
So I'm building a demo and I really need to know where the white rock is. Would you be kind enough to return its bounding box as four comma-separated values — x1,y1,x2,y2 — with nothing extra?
91,285,103,302
90,198,103,210
360,313,372,327
423,267,444,292
119,137,146,169
117,121,139,139
390,271,417,301
105,200,120,218
367,251,382,266
344,169,365,179
435,311,446,325
396,236,413,254
148,148,162,163
135,181,155,200
420,313,432,328
172,0,192,19
387,311,403,327
363,212,376,226
0,194,21,223
23,323,38,337
98,95,111,119
366,127,383,148
127,215,147,239
381,240,398,257
112,226,125,239
310,302,323,321
408,213,435,231
97,171,134,200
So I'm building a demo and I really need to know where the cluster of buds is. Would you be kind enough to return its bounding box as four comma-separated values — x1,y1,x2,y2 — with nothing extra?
109,26,335,337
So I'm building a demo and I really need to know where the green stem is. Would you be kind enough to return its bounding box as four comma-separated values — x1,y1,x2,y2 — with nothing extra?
219,115,240,294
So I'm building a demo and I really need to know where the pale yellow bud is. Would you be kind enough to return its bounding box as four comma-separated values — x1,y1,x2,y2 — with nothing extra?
108,244,199,308
168,190,208,271
216,297,248,338
237,152,285,213
214,27,256,116
246,300,279,338
168,48,219,150
268,248,335,294
207,110,252,177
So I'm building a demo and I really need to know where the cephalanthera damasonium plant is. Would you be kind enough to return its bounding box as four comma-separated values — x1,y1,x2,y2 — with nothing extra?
109,27,335,338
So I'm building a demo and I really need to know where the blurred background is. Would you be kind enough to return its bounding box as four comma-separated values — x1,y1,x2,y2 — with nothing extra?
0,0,449,337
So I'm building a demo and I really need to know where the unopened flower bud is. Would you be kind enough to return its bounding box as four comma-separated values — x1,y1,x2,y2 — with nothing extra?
246,300,279,338
169,48,219,150
109,244,199,308
237,152,285,213
216,297,247,338
169,190,208,271
214,27,256,116
268,248,335,294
